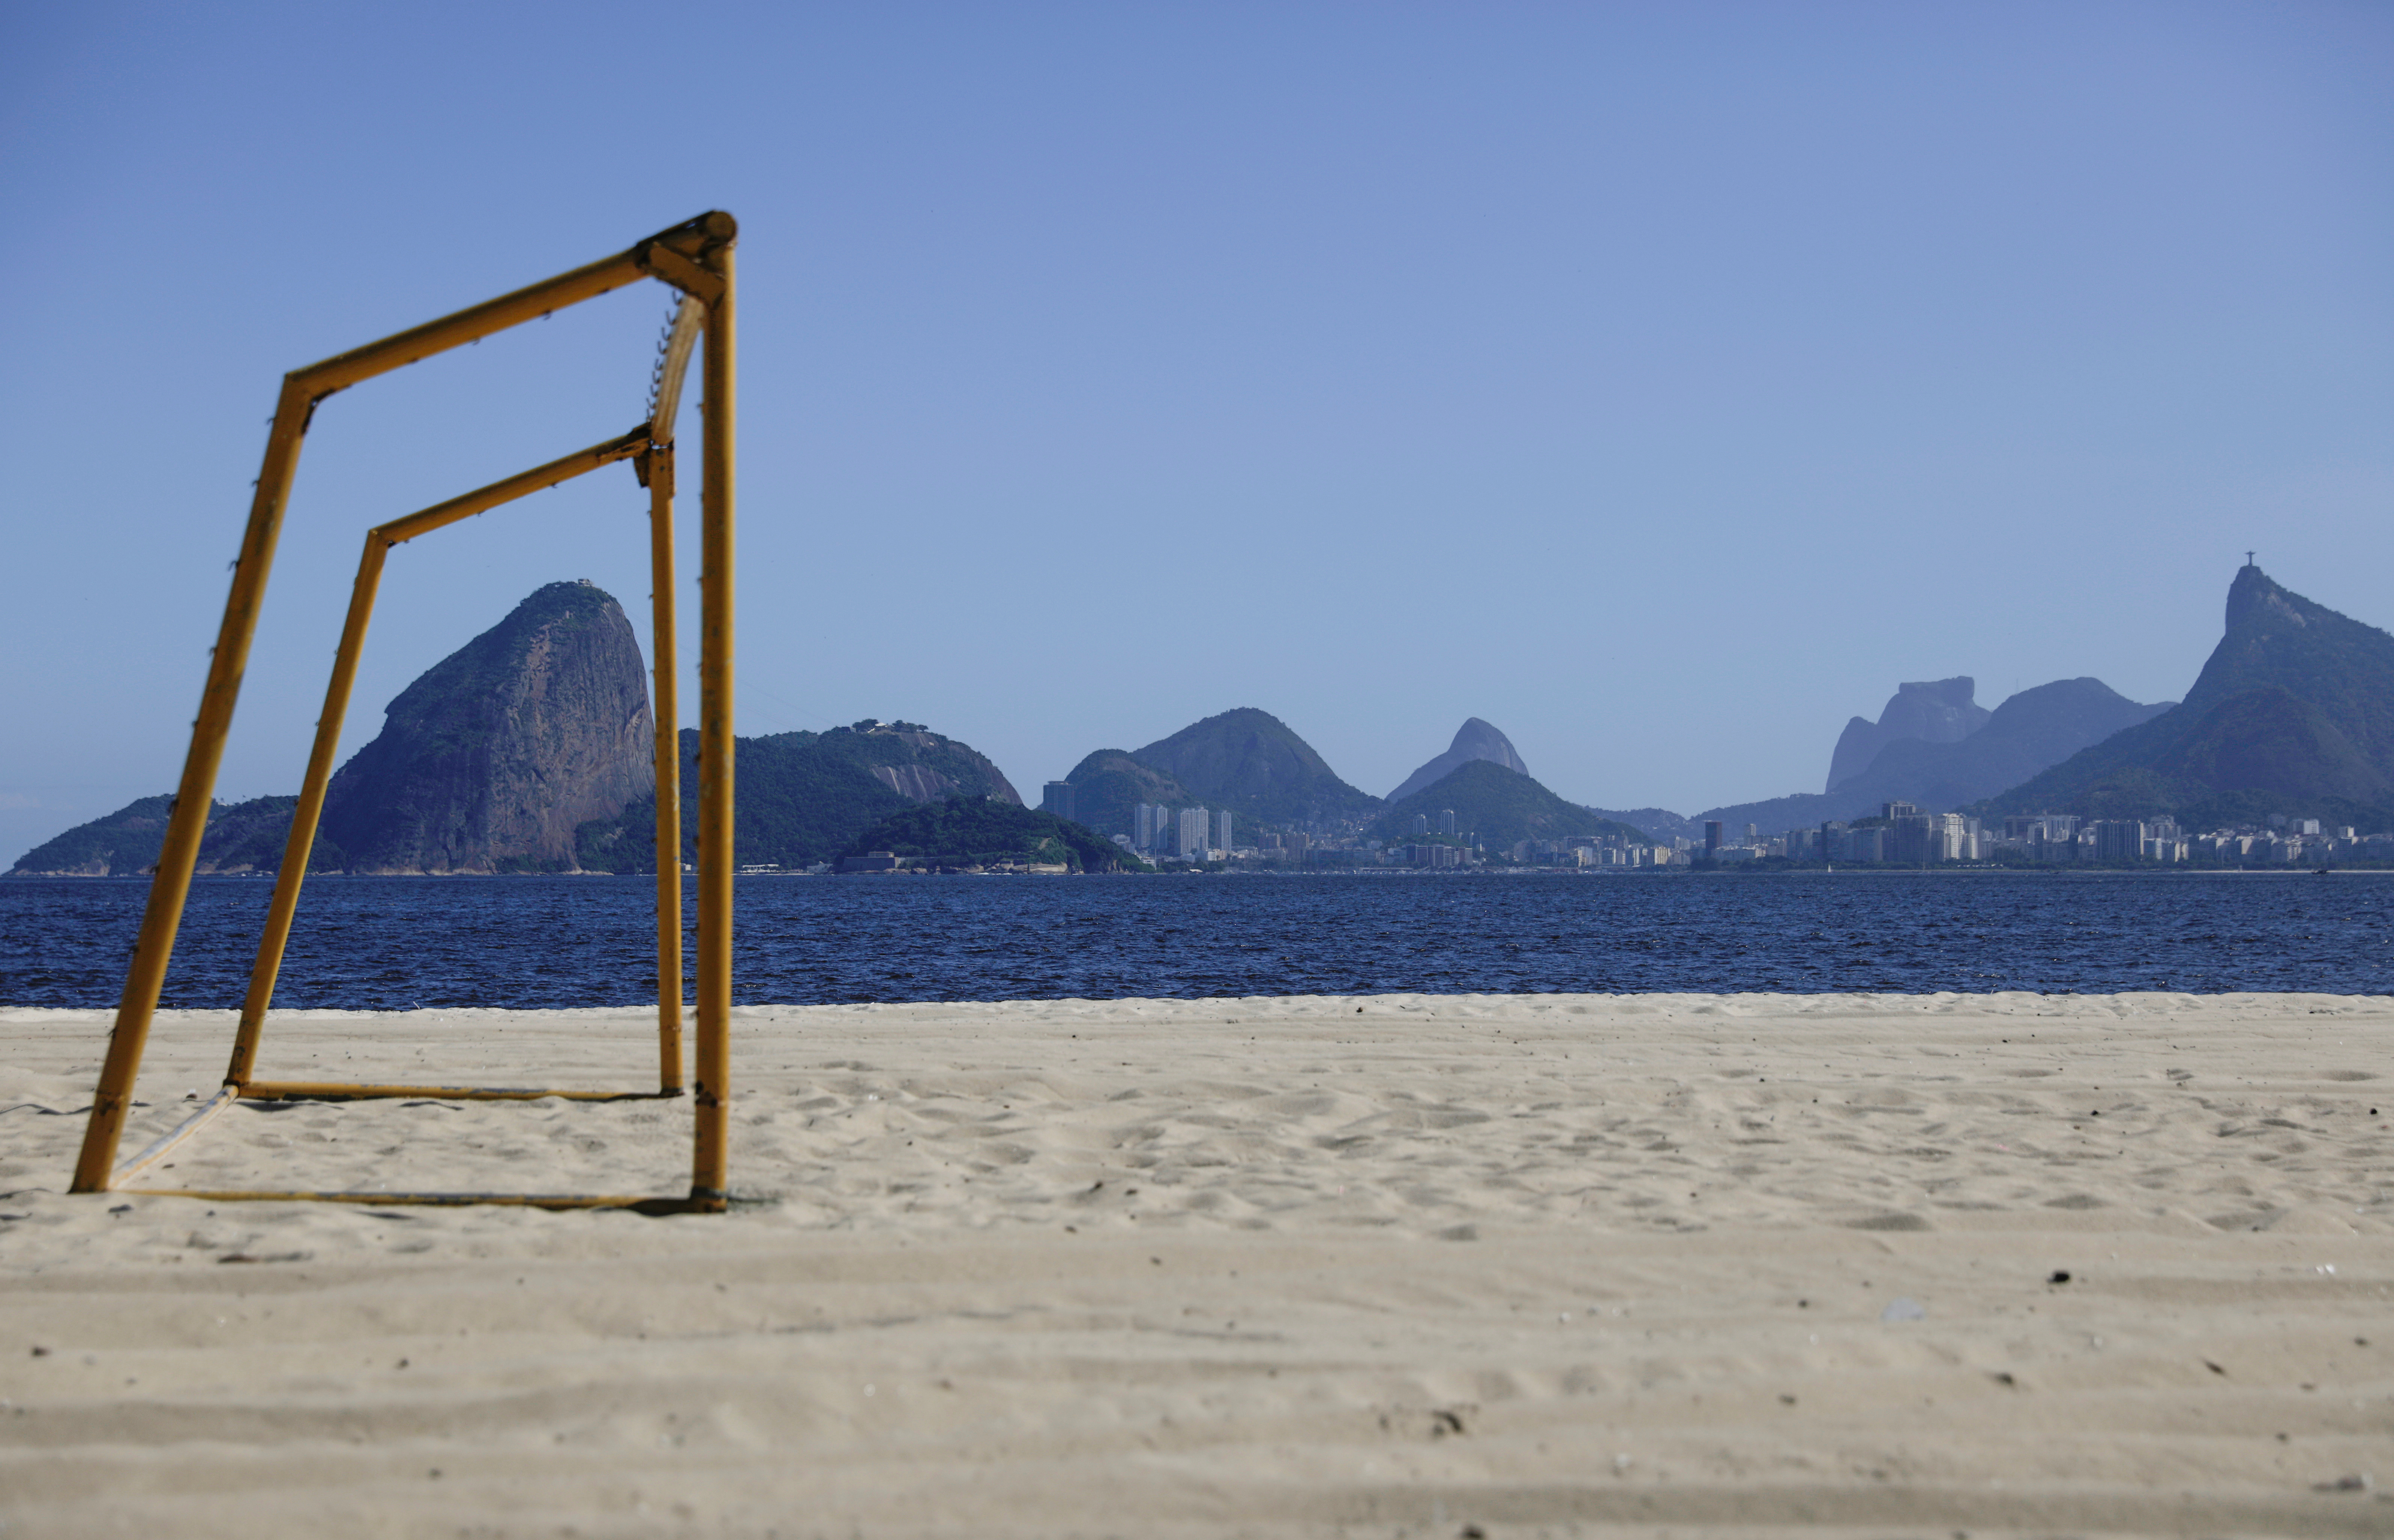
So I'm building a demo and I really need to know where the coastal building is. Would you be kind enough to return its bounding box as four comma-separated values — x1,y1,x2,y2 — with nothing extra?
1040,781,1076,821
2092,819,2145,863
1176,807,1210,861
2000,814,2079,860
1703,821,1723,858
1439,809,1457,836
1214,809,1234,851
1886,813,1934,864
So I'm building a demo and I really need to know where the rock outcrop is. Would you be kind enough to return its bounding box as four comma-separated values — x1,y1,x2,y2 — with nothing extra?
1697,676,2171,834
814,722,1022,806
320,581,655,873
1827,678,1989,792
1388,718,1530,804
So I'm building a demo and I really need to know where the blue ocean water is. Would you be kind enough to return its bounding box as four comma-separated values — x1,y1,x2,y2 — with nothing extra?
3,871,2390,1010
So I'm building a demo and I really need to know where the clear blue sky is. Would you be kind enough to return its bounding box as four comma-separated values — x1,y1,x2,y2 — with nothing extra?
4,1,2389,858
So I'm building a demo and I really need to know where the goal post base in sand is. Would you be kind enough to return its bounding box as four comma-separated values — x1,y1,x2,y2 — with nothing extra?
70,212,741,1215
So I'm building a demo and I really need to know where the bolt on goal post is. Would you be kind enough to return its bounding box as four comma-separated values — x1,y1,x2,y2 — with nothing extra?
69,211,739,1214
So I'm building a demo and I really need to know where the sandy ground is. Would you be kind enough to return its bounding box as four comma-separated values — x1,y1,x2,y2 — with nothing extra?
1,989,2390,1539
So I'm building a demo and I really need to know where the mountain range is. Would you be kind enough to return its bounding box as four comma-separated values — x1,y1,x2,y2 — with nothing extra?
12,586,1037,878
1698,676,2173,836
16,565,2386,877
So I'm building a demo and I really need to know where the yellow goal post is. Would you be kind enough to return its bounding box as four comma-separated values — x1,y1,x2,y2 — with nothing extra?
69,212,740,1213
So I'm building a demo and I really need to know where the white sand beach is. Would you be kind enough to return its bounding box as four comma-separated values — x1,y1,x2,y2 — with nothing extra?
2,990,2389,1537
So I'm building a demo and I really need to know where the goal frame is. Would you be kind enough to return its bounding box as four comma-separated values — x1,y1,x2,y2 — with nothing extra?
69,212,740,1213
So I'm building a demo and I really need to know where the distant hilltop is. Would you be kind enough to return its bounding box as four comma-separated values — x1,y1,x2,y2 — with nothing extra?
576,719,1025,873
1052,708,1379,844
1128,708,1381,828
1371,758,1655,852
1387,718,1528,804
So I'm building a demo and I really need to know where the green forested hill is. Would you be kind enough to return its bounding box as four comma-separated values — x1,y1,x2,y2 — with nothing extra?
575,721,1034,872
576,729,912,872
1061,750,1203,840
1368,760,1658,850
840,797,1151,873
7,794,334,876
10,795,179,874
1128,708,1381,828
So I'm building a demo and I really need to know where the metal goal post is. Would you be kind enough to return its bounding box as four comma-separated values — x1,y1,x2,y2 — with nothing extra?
69,212,739,1214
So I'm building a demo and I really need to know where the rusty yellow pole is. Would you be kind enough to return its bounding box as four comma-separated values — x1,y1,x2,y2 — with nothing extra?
225,530,389,1087
291,212,729,397
377,433,651,543
643,293,704,1098
71,375,313,1192
691,236,736,1211
70,210,733,1197
646,441,685,1093
226,431,651,1088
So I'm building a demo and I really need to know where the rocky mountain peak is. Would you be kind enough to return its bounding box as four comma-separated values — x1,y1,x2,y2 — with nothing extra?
1388,718,1530,804
319,581,655,873
1827,677,1990,792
